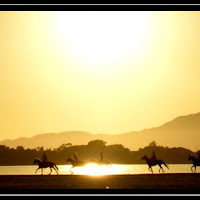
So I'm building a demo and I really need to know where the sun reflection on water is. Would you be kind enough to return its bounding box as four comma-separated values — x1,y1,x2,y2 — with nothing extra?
65,163,124,176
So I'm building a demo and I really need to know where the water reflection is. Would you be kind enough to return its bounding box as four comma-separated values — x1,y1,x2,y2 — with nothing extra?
0,164,194,175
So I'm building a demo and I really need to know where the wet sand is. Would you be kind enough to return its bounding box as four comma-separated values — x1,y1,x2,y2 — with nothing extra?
0,174,200,194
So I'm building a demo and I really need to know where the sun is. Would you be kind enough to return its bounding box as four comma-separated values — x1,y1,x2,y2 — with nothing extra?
52,11,153,65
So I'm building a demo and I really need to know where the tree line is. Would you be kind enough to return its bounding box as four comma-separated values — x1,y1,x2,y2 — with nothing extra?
0,140,194,165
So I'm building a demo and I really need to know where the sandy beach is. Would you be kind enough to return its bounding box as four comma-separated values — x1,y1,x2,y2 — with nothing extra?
0,174,200,194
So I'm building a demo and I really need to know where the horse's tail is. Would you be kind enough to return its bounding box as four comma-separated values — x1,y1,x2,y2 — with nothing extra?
162,161,169,169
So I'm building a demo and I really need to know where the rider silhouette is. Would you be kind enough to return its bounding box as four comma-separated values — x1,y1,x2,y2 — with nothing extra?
42,152,48,162
74,152,78,161
100,152,104,161
198,150,200,160
151,151,157,162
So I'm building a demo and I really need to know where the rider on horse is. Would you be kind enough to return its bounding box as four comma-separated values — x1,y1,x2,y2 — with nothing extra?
151,151,157,164
100,152,104,161
198,150,200,160
42,152,48,163
74,152,78,161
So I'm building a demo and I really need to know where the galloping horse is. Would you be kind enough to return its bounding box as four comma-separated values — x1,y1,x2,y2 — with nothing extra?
90,158,111,166
188,154,200,173
66,158,87,168
141,155,169,174
90,152,111,166
33,158,59,175
66,158,87,174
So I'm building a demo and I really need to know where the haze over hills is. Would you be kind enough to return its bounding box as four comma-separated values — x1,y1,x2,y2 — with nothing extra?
1,112,200,151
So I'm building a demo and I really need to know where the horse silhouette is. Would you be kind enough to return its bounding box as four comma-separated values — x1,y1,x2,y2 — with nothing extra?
188,154,200,173
90,158,111,166
66,157,87,174
90,153,111,166
66,157,87,167
141,155,169,174
33,158,59,175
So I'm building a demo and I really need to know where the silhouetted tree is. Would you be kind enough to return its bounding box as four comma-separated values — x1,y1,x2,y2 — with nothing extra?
0,141,194,165
0,145,9,151
87,140,106,155
149,141,157,147
88,140,106,148
36,146,44,151
56,143,72,151
16,146,24,151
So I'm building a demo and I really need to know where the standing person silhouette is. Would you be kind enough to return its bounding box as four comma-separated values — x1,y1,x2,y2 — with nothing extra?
42,152,48,163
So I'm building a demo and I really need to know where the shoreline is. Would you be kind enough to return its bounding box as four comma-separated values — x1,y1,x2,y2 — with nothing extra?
0,173,200,194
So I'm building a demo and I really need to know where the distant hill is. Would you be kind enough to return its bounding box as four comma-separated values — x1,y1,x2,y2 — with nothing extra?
1,112,200,151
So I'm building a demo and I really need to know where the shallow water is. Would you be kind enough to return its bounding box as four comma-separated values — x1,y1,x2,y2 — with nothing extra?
0,164,196,175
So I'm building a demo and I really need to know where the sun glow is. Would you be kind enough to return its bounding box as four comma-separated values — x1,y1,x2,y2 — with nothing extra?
67,164,123,176
52,11,153,65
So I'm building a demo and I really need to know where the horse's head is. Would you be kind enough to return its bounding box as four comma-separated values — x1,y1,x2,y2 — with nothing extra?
188,154,194,161
66,158,73,163
33,158,41,164
141,155,147,160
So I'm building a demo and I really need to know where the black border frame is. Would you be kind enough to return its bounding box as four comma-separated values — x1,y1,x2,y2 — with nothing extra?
0,4,200,11
1,188,200,195
1,3,200,196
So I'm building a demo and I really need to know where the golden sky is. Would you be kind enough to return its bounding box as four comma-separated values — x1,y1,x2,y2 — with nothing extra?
0,11,200,140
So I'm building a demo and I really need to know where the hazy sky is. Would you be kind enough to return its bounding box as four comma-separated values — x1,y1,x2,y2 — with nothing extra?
0,11,200,140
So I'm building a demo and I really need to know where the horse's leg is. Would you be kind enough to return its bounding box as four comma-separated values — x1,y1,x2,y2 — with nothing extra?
41,168,43,175
191,166,194,173
35,167,39,174
69,166,73,173
148,167,153,174
162,166,165,172
71,168,74,175
53,166,59,175
159,164,164,173
49,167,52,175
194,166,196,173
70,166,74,175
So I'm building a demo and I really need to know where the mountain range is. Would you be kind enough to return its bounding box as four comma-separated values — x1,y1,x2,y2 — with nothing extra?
1,112,200,151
